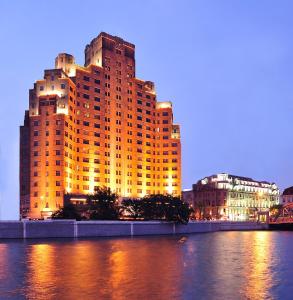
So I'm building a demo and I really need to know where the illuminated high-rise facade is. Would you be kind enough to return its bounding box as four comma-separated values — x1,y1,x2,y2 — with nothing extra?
20,32,181,218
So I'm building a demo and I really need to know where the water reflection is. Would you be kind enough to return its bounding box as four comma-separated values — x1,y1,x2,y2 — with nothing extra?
23,238,184,299
0,244,8,281
0,232,293,299
26,244,57,299
242,231,274,299
178,231,288,300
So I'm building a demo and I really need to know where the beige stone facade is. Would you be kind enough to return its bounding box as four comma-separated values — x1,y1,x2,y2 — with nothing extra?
182,173,279,221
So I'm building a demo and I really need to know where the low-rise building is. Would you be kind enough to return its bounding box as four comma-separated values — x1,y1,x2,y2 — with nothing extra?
182,173,280,221
281,186,293,205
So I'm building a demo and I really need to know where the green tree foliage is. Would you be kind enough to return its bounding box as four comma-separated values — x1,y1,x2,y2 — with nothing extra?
51,203,81,220
120,199,144,219
270,204,283,221
87,187,120,220
54,190,193,223
270,204,283,212
121,194,193,224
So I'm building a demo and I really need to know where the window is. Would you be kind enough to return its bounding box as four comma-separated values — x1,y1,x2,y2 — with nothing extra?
61,83,66,89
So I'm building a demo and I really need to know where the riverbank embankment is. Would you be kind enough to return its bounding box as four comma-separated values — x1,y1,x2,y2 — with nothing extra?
0,220,269,239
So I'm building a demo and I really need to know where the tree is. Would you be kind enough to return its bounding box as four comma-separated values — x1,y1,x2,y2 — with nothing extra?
121,194,193,224
191,201,205,220
270,204,283,221
51,203,81,220
87,187,120,220
164,197,193,224
120,199,144,219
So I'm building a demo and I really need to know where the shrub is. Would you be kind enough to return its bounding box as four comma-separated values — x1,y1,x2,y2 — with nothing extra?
51,203,81,221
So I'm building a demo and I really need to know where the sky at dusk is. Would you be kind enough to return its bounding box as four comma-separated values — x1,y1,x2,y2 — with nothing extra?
0,0,292,219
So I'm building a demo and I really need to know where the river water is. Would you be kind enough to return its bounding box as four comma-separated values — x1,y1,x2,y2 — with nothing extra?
0,231,292,299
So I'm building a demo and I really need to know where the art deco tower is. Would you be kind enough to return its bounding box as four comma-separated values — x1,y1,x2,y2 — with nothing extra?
20,32,181,218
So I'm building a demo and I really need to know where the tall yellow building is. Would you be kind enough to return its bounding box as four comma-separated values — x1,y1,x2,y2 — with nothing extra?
20,32,181,218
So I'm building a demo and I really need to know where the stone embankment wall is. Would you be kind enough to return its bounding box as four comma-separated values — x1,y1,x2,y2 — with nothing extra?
0,220,268,239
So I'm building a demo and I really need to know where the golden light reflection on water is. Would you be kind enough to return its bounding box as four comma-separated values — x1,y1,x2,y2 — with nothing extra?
0,244,8,281
23,238,184,299
26,244,57,300
243,231,274,300
182,231,277,300
1,232,290,299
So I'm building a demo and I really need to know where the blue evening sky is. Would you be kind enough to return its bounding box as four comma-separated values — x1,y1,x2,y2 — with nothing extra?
0,0,292,219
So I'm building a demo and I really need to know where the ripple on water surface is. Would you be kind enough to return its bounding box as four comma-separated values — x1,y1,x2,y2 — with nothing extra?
0,231,293,299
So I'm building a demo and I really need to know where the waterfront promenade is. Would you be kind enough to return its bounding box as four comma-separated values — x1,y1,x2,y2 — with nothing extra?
0,220,268,239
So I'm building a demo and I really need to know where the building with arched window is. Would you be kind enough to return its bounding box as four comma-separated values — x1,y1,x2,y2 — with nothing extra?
182,173,280,221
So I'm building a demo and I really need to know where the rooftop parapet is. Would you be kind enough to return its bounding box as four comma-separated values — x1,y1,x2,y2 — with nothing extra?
156,101,172,109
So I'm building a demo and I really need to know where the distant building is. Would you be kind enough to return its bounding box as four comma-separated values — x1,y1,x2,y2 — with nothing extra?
182,173,280,221
182,189,193,206
281,187,293,205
